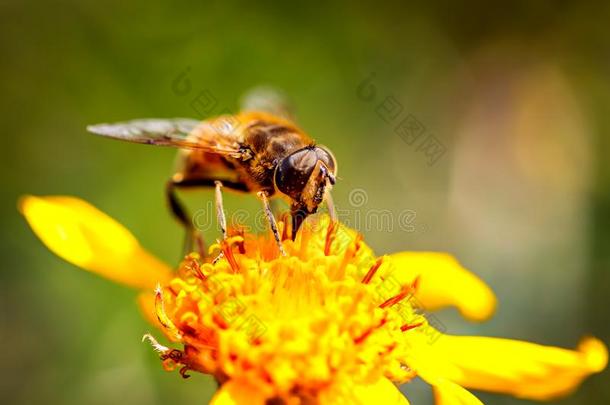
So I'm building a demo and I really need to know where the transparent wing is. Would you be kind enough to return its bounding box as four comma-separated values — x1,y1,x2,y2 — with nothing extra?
239,86,295,120
87,118,242,156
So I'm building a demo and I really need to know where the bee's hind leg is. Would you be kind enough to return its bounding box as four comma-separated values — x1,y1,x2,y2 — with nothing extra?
166,179,205,258
258,191,287,256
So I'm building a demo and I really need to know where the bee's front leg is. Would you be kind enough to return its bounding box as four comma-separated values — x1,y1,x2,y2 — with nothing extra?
258,191,287,256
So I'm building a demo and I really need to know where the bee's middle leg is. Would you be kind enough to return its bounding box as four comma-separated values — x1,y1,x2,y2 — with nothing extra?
168,178,253,260
214,181,228,240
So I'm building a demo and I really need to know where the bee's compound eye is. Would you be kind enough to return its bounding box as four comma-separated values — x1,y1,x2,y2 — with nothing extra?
274,148,318,199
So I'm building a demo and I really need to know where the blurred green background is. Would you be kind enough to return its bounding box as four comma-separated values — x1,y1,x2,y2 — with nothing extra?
1,1,609,404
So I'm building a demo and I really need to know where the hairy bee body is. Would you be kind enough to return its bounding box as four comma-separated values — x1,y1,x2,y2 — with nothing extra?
176,111,313,198
88,108,336,241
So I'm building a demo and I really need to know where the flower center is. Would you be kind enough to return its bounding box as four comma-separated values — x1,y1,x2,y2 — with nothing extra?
146,215,425,401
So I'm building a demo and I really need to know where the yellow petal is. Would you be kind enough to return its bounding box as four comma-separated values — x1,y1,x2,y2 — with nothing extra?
432,379,484,405
19,195,172,290
404,342,482,405
320,377,409,405
389,252,496,322
351,378,410,405
435,334,608,400
210,380,266,405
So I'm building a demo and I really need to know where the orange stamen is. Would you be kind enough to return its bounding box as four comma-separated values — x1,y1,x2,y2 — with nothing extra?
337,242,356,278
354,328,373,344
400,322,423,332
183,255,205,280
411,275,421,292
379,285,414,309
230,227,247,254
355,318,387,344
280,213,291,241
362,257,383,284
213,312,229,329
222,242,240,273
324,220,338,256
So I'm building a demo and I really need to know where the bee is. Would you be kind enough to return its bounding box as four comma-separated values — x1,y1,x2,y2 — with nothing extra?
87,108,337,256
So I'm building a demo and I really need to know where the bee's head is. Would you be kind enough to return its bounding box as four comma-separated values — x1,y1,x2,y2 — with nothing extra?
274,145,337,214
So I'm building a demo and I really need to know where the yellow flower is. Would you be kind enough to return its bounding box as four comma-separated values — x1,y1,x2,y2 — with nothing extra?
20,195,608,405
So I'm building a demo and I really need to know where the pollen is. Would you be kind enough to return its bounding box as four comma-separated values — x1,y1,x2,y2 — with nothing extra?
146,215,425,401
